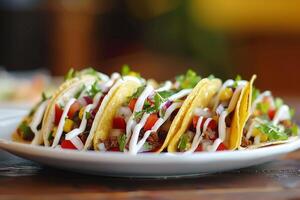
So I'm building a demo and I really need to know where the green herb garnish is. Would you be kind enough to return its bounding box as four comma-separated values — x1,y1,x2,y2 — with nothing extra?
176,69,201,89
158,90,174,99
85,111,91,120
64,68,76,81
19,122,34,140
290,108,295,118
291,124,299,136
256,102,270,114
177,133,189,151
256,122,288,141
131,86,146,99
118,134,126,152
87,81,101,97
233,75,242,88
121,65,131,76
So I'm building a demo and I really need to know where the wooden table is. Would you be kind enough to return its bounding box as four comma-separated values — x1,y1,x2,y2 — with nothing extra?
1,149,300,200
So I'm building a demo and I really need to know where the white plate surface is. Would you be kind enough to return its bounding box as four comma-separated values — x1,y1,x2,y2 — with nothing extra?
1,112,300,178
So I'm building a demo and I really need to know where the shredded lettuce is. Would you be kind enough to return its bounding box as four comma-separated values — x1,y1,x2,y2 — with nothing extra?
177,133,189,151
118,134,126,152
64,68,76,81
256,122,288,141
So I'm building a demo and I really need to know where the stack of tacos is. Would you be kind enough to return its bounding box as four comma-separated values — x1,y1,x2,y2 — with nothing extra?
13,67,299,154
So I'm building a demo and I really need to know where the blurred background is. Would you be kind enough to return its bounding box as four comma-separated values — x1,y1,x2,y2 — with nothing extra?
0,0,300,106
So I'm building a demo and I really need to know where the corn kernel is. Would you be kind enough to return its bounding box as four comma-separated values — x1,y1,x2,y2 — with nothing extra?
219,88,233,102
260,133,268,142
252,128,262,137
63,119,74,133
79,107,85,120
128,71,139,77
52,127,58,137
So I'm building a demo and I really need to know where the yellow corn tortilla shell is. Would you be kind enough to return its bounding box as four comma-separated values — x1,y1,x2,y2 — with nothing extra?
229,75,256,150
167,78,222,152
41,75,100,146
92,78,142,150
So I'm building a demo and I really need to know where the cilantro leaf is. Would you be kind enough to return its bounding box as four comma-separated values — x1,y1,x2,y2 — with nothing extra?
176,69,201,89
74,84,86,99
85,111,91,120
64,68,76,81
233,75,242,88
87,81,101,97
134,111,144,120
131,86,146,100
158,90,174,99
121,65,131,76
18,122,34,140
177,133,189,151
256,122,288,141
118,134,126,152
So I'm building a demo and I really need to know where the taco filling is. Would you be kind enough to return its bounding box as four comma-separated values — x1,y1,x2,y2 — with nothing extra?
16,93,50,143
98,70,201,154
241,90,299,147
48,73,121,150
176,76,247,153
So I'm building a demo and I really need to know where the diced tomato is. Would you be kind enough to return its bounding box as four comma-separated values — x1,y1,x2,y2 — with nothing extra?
192,116,200,128
83,96,93,105
268,109,276,120
109,147,120,152
61,140,77,149
216,142,227,151
195,145,203,152
192,116,217,131
144,114,159,131
128,98,137,111
67,101,81,119
208,119,217,130
54,104,63,126
113,117,126,130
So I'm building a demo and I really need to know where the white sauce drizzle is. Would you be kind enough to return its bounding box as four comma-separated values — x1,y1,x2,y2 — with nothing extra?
125,85,154,143
29,100,48,136
51,98,76,148
155,81,172,92
70,136,84,150
273,105,290,125
65,92,102,140
206,138,222,152
129,102,182,154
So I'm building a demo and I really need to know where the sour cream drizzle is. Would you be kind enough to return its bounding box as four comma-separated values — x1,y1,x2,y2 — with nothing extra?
155,81,172,92
65,92,103,140
125,85,154,142
52,98,76,148
29,100,48,137
129,102,183,154
273,105,290,125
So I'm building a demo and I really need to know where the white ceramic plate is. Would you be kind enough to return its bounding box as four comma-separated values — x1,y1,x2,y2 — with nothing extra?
1,113,300,178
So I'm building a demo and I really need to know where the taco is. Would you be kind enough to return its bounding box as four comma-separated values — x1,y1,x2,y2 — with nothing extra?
167,75,257,153
12,93,51,145
238,79,299,149
93,70,213,154
41,68,129,150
